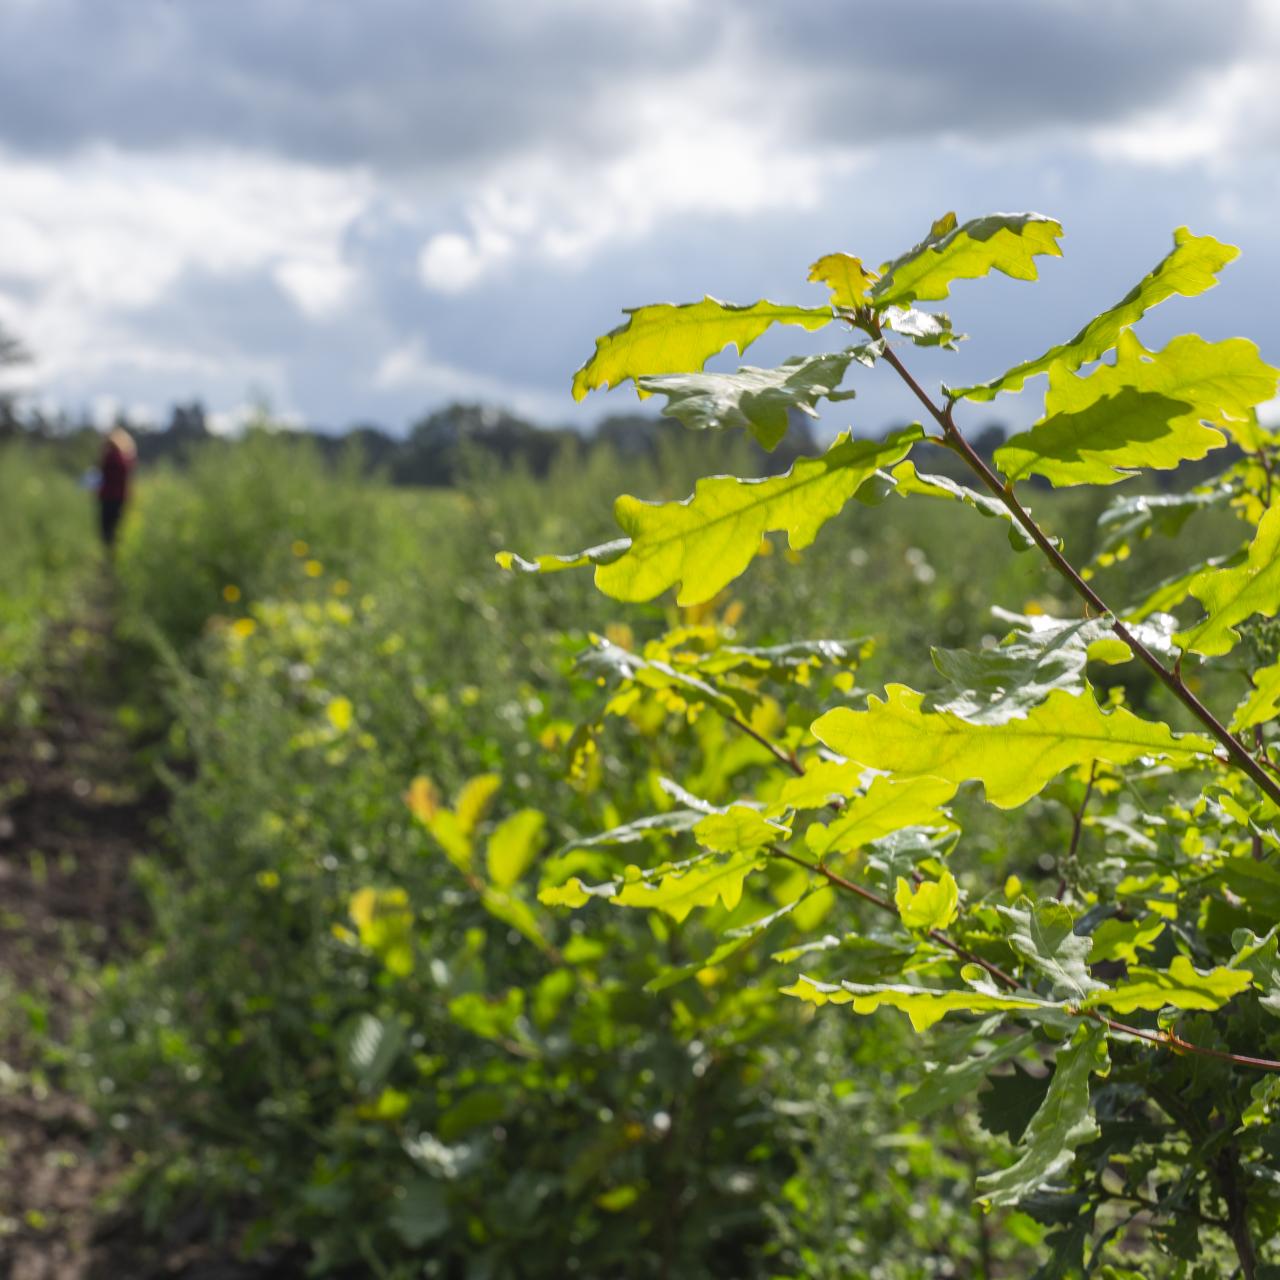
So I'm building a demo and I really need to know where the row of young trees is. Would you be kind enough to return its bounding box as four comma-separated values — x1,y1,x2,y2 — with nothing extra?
504,212,1280,1276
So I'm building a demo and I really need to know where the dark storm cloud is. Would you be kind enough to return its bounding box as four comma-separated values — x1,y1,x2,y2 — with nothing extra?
0,0,1259,168
771,0,1254,140
0,0,718,170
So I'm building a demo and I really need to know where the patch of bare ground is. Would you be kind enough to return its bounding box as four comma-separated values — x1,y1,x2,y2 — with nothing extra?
0,591,303,1279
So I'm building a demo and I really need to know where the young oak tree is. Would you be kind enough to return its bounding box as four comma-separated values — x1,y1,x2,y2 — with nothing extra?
503,213,1280,1277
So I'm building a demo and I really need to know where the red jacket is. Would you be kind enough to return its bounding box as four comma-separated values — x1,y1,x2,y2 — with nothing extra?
99,441,133,502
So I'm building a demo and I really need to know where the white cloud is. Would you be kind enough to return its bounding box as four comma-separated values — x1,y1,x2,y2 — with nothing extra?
0,144,373,386
416,41,860,294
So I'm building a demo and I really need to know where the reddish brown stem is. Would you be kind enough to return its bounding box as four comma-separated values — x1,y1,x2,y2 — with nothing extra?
868,324,1280,810
773,848,1280,1074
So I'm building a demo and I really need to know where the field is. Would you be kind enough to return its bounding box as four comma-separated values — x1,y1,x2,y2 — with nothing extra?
0,427,1257,1277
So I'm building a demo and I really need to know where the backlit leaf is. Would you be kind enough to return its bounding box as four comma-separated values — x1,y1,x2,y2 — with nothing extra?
486,809,546,889
496,538,630,577
813,685,1213,810
871,212,1063,306
1178,505,1280,655
693,804,787,854
593,426,923,605
572,297,833,400
1231,659,1280,732
994,333,1271,486
1087,915,1165,965
995,389,1209,488
955,227,1238,401
977,1027,1109,1208
805,774,957,857
349,887,415,977
1083,954,1252,1014
772,759,862,812
455,774,502,834
781,973,1057,1032
612,849,766,923
894,869,960,931
808,252,876,308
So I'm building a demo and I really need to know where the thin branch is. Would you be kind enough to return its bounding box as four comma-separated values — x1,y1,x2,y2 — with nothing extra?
865,320,1280,810
729,714,805,778
771,846,1280,1074
1059,761,1097,898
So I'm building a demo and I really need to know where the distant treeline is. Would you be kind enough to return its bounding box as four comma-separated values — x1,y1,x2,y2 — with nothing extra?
7,393,1234,492
1,395,1033,488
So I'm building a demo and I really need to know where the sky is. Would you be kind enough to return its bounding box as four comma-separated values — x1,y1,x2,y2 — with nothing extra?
1,0,1278,437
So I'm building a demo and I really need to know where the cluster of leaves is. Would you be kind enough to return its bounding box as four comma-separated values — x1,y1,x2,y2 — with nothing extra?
0,442,94,722
505,211,1280,1276
80,432,1044,1276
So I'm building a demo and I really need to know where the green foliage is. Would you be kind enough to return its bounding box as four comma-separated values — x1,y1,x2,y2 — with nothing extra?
48,210,1280,1277
519,210,1280,1276
571,297,833,399
870,210,1064,306
954,225,1238,401
0,443,93,711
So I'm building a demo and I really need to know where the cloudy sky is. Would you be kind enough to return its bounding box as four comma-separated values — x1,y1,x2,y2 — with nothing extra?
1,0,1277,436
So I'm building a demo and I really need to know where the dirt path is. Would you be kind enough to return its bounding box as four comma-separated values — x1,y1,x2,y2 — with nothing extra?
0,588,162,1278
0,585,311,1280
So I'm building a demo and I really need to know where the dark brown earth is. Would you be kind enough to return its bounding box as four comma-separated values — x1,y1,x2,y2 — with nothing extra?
0,594,303,1279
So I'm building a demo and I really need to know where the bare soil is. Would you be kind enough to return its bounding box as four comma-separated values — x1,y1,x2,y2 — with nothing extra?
0,594,302,1279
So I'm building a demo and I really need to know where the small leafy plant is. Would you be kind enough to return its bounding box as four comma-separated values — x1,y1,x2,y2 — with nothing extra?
507,212,1280,1276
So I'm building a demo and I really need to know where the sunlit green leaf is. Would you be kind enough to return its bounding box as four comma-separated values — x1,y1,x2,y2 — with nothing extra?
894,869,960,932
994,333,1271,486
487,809,546,889
808,252,876,308
1231,658,1280,732
1087,915,1165,965
871,211,1063,307
955,227,1238,401
693,804,787,854
1177,505,1280,655
781,973,1058,1032
813,685,1214,810
572,297,833,400
805,774,957,857
593,426,923,605
613,849,766,922
772,759,863,812
1083,955,1252,1014
995,389,1210,489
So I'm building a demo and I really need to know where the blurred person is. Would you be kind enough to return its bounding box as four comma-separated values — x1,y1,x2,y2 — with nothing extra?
97,425,136,553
